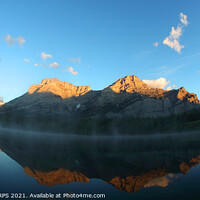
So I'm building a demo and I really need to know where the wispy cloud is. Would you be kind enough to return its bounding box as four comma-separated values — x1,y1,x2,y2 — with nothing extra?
197,70,200,74
24,58,30,63
180,12,189,26
69,57,81,64
64,66,78,75
17,36,26,47
163,12,189,53
143,77,170,89
5,35,15,45
49,62,60,69
41,52,53,61
5,34,25,47
153,42,158,47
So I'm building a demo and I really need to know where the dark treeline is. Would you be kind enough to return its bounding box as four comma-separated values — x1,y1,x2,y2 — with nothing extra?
0,110,200,135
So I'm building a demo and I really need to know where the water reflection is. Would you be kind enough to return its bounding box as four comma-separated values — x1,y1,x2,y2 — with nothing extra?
0,129,200,194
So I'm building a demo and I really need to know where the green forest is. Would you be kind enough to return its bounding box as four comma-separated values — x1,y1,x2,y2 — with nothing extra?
1,109,200,135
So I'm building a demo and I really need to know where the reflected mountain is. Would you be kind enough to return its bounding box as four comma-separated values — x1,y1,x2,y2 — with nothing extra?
0,130,200,193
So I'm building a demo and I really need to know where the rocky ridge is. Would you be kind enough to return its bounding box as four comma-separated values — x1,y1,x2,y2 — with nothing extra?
0,75,199,118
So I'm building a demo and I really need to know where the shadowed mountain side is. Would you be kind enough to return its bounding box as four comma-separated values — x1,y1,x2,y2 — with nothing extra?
0,76,199,119
1,131,200,192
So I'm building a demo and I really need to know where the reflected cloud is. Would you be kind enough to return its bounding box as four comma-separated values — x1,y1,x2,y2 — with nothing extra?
144,176,172,188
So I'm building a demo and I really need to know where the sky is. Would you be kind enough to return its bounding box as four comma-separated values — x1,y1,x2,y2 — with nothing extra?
0,0,200,102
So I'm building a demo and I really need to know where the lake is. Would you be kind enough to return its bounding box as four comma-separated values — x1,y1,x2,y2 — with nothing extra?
1,129,200,199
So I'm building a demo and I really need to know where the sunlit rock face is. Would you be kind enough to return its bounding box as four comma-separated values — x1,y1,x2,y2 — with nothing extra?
105,75,164,97
1,75,199,118
28,78,91,99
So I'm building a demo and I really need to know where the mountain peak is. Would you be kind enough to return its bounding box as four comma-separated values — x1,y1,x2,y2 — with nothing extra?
106,75,158,94
41,78,60,84
177,86,199,104
28,78,91,99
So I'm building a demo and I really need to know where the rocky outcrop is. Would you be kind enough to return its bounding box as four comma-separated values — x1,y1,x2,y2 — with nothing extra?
0,75,199,118
81,75,200,118
105,75,164,98
28,78,91,99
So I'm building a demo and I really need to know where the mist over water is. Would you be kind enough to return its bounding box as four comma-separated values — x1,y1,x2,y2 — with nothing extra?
1,128,200,199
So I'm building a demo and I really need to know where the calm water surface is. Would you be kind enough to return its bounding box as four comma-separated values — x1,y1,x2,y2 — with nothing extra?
1,129,200,200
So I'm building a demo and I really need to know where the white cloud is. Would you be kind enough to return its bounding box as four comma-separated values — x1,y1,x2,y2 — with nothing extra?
67,66,78,75
197,70,200,74
5,35,15,45
163,12,189,53
69,57,81,64
17,36,26,47
143,77,170,89
49,62,59,69
24,58,30,63
165,84,177,91
41,52,53,61
144,176,172,188
153,42,158,47
166,86,172,90
163,27,184,53
180,12,189,26
5,34,25,47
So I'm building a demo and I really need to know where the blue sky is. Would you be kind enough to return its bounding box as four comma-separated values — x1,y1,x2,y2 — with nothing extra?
0,0,200,102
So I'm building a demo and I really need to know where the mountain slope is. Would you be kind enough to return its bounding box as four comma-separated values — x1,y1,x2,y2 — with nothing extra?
0,75,199,119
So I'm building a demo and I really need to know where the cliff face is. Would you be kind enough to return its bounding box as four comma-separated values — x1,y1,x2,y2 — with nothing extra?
105,75,164,97
0,75,199,118
28,78,91,99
